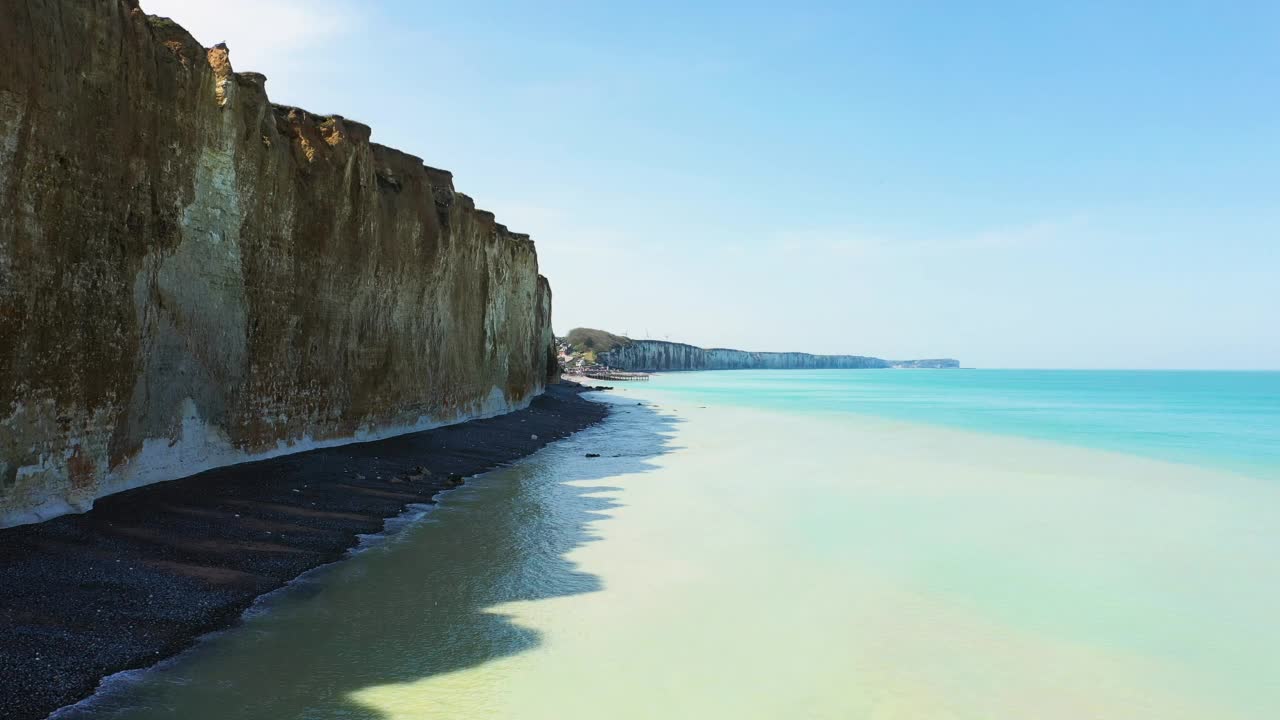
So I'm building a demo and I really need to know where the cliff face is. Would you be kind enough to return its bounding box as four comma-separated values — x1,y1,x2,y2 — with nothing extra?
580,329,961,372
889,359,961,369
0,1,555,527
599,340,891,371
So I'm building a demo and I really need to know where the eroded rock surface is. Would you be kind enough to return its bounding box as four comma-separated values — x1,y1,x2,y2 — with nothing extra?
0,1,556,526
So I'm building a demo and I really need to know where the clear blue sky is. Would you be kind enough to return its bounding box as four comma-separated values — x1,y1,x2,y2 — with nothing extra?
149,0,1278,368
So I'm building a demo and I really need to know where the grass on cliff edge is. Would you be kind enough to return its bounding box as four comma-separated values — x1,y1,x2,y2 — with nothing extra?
564,328,631,355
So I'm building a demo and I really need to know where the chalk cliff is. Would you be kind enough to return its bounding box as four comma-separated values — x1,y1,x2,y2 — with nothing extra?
0,1,556,526
575,330,959,372
888,358,962,369
600,340,890,371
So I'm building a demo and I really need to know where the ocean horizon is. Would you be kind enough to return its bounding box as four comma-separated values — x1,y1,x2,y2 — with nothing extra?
643,368,1280,477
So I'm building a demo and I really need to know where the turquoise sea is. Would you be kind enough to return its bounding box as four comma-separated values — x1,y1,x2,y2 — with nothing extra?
646,369,1280,478
61,369,1280,720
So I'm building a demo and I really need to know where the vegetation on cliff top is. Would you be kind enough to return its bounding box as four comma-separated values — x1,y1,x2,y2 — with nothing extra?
564,328,631,355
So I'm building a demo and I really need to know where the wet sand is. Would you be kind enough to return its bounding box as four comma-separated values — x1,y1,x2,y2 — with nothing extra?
0,383,607,720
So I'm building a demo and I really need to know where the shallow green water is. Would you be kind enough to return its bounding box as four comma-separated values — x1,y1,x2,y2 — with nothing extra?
60,371,1280,719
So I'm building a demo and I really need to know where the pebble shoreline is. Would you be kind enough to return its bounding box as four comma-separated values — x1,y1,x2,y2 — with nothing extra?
0,383,607,720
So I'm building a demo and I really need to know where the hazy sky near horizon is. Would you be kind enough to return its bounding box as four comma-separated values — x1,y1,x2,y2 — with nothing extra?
147,0,1278,369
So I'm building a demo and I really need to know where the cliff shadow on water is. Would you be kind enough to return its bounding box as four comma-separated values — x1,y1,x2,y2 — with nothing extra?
57,397,681,720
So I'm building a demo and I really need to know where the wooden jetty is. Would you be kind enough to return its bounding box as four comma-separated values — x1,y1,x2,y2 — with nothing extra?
581,369,650,381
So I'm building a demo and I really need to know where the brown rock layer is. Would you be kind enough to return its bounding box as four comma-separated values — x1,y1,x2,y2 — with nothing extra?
0,0,556,526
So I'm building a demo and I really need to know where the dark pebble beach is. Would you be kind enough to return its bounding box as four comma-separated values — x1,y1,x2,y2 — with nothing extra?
0,383,607,720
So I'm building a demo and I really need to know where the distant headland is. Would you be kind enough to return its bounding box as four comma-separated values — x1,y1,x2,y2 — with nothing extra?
561,328,959,373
